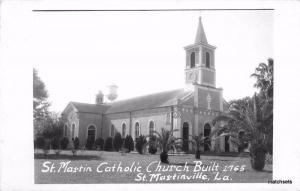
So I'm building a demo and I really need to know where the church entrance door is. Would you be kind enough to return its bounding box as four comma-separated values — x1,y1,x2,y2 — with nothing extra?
182,122,189,152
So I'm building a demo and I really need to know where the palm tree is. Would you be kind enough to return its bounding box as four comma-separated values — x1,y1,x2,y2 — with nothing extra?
189,133,210,159
212,58,273,171
149,128,182,164
251,58,273,101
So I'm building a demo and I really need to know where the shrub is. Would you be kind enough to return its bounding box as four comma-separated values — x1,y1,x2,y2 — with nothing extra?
113,132,123,151
73,137,80,150
51,137,60,150
95,137,104,150
60,137,69,150
35,136,45,149
148,136,157,154
72,137,80,156
124,135,134,152
104,137,113,151
135,135,147,154
86,137,95,150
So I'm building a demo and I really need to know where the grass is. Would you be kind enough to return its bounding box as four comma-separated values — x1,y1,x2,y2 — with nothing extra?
34,150,272,184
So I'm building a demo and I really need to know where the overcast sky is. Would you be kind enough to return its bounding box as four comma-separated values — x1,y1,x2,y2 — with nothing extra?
31,10,273,112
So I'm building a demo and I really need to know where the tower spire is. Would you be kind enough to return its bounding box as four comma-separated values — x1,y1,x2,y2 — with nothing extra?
194,17,208,44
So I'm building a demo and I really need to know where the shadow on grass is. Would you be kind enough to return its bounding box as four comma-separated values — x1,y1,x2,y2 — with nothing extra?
168,162,196,167
34,153,101,161
260,169,273,173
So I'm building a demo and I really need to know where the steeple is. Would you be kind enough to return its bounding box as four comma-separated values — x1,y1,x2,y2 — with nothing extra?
184,17,216,90
194,17,208,44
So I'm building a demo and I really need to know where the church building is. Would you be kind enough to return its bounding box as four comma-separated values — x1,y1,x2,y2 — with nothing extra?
61,17,234,153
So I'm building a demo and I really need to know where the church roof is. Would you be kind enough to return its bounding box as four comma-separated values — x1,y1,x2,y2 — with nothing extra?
105,89,192,114
195,17,208,44
64,89,193,115
69,102,110,114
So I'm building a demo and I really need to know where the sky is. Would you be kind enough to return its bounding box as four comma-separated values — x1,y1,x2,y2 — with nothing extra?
30,10,273,112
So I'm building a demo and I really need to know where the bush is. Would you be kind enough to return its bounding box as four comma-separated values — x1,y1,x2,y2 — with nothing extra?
104,137,113,151
250,144,267,171
95,137,104,150
51,137,60,150
124,135,134,152
135,135,147,154
86,137,95,150
73,137,80,150
148,136,157,154
60,137,69,150
113,132,123,151
35,136,45,149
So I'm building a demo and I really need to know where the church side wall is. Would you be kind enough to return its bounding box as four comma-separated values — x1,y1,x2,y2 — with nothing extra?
105,107,172,140
78,112,103,147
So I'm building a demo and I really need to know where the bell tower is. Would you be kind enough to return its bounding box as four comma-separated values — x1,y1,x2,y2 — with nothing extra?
184,17,216,90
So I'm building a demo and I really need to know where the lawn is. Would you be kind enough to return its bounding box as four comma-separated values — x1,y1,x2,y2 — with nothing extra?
34,150,272,184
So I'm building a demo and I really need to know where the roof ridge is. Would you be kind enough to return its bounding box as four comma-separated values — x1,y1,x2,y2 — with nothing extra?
110,88,183,104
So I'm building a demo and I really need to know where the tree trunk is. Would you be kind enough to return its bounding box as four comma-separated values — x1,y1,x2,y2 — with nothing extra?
195,150,201,159
250,147,266,171
160,151,169,164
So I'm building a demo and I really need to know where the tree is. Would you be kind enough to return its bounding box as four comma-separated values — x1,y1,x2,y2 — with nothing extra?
135,135,147,154
113,132,123,151
95,137,104,150
251,58,273,101
33,68,51,136
212,58,274,171
124,135,134,152
104,137,113,151
148,135,158,154
189,133,210,159
150,128,181,164
251,58,273,154
72,137,80,156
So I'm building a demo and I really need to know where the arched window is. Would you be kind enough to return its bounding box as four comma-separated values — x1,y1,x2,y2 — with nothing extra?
135,122,140,139
111,125,115,137
87,125,96,141
205,52,210,68
204,123,211,151
190,52,195,68
149,121,154,136
122,123,126,138
72,124,75,140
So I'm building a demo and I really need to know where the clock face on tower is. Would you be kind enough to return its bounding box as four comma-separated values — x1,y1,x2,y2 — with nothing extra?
188,71,198,83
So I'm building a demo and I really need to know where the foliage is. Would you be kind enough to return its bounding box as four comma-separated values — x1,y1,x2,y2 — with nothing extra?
113,132,123,151
51,137,60,150
35,136,45,149
95,137,104,150
135,135,147,154
250,143,267,171
104,137,113,151
60,137,69,150
212,58,273,171
189,133,210,159
40,114,64,140
148,135,158,154
124,135,134,152
86,137,95,150
251,58,273,100
150,128,182,163
33,68,51,136
250,58,273,154
73,137,80,150
72,137,80,156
